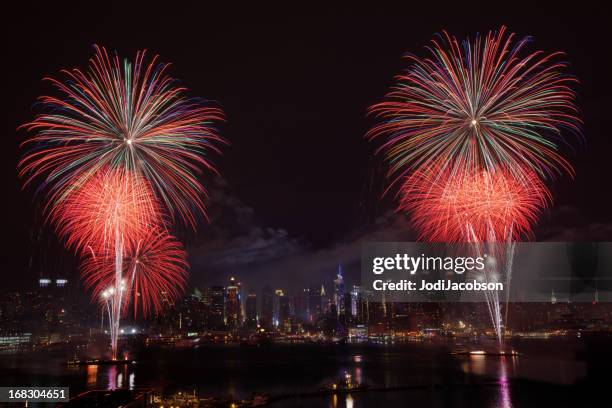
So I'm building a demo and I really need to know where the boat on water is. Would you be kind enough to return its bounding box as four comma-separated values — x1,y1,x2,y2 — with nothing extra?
155,390,270,407
322,371,369,393
67,358,136,366
451,349,520,356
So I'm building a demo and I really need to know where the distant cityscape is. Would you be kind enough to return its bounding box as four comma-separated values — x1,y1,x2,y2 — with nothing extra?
2,264,612,355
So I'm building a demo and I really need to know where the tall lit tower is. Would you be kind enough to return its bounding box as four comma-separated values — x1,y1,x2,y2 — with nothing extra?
333,264,345,316
225,277,241,330
351,285,362,319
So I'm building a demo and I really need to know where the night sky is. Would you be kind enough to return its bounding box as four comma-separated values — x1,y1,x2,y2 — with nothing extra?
3,4,611,292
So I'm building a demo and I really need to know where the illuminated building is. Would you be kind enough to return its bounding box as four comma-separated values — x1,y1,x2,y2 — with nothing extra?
279,294,290,332
225,277,242,330
0,332,31,353
351,285,363,321
308,285,322,322
39,276,68,289
260,286,274,328
321,284,330,314
209,286,225,329
293,289,309,322
342,293,352,323
39,278,51,288
271,289,291,331
245,290,257,327
333,265,345,316
348,324,367,340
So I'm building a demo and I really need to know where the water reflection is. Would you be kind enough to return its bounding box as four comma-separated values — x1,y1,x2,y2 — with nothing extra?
107,365,117,390
462,355,515,408
329,394,355,408
466,354,486,376
82,363,137,391
0,341,591,406
86,365,97,387
354,367,363,385
498,358,512,408
460,348,584,386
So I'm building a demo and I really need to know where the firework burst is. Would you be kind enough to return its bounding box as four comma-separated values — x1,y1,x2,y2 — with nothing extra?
81,229,188,318
19,45,225,227
50,168,163,254
367,26,580,187
400,164,550,242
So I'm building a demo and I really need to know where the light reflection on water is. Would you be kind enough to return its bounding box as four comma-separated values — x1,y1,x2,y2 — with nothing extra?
498,358,512,408
85,348,577,399
82,363,137,391
86,364,97,387
0,340,595,406
331,393,337,408
460,355,519,408
460,351,584,385
354,367,363,384
107,365,116,390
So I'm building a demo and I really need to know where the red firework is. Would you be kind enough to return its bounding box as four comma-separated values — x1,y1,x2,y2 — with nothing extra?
19,45,225,229
81,229,188,317
50,168,164,254
400,165,550,242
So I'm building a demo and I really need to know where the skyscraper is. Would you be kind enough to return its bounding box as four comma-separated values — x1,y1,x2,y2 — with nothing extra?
274,289,290,332
225,277,241,330
321,283,330,315
333,264,345,316
245,290,257,327
343,293,352,323
293,289,309,322
351,285,363,321
261,285,274,329
209,286,225,329
308,285,322,322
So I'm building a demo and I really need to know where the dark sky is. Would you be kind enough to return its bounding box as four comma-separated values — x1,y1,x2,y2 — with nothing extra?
2,3,611,292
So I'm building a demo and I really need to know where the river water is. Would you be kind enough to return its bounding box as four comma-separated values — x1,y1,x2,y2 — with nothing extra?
0,336,610,407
